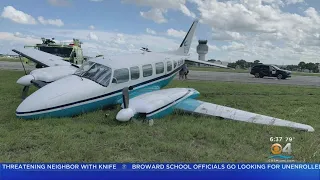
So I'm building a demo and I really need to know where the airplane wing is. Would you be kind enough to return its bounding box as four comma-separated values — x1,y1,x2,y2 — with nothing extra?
116,88,314,132
12,48,71,67
175,99,314,132
116,86,161,104
185,58,230,69
13,48,80,88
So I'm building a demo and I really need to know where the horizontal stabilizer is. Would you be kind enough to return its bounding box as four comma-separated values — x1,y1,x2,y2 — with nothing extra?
175,99,314,132
13,48,70,67
185,59,229,69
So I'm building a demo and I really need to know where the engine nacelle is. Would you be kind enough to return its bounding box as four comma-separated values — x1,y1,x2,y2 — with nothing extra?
17,74,34,86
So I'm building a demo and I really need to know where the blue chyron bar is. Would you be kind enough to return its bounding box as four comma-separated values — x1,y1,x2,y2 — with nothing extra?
0,163,319,180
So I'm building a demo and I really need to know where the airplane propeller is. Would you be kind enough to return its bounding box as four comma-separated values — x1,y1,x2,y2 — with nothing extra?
116,87,135,122
122,87,129,109
18,55,31,100
21,86,30,100
18,55,27,75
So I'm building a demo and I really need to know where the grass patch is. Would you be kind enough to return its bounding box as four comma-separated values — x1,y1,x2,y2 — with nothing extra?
0,70,319,162
291,72,320,77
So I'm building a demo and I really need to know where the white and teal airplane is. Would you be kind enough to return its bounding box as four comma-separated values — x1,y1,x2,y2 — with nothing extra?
13,20,314,132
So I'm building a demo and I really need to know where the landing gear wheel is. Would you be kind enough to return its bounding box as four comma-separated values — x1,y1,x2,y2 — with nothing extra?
277,74,283,79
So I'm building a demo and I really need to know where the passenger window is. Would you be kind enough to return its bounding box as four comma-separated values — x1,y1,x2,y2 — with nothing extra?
167,61,172,72
174,61,177,68
155,62,164,74
130,66,140,80
113,68,129,83
143,64,153,77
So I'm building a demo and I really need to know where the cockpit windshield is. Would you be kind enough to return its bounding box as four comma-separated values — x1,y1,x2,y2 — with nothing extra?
74,61,112,87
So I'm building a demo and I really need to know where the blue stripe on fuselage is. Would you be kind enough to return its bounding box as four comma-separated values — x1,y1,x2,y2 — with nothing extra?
17,73,177,119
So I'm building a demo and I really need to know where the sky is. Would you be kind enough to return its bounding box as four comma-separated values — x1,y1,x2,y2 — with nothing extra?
0,0,320,65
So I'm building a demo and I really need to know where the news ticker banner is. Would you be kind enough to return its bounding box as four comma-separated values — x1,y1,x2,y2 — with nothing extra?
0,163,319,180
1,163,320,171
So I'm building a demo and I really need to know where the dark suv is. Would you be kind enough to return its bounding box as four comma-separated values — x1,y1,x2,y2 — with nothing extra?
250,64,291,79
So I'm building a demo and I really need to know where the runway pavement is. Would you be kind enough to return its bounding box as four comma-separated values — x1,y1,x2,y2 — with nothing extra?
181,70,320,87
1,61,320,87
0,61,35,71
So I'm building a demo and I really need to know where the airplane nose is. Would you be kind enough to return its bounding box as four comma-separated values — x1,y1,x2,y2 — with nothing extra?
16,75,106,119
17,74,34,86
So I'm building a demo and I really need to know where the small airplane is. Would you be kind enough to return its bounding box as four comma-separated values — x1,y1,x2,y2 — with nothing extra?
13,20,314,132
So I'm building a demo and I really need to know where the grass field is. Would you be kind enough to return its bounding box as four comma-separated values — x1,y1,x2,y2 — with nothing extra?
0,70,319,162
189,66,320,77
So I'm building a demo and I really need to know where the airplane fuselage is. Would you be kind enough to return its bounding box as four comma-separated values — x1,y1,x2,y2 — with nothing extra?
16,52,187,119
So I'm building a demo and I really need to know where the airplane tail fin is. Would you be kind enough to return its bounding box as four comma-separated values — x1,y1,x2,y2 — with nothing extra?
173,20,199,56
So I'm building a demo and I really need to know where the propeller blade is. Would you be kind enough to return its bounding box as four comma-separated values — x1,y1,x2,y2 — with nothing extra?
122,87,129,109
18,55,27,75
21,86,29,100
116,87,134,121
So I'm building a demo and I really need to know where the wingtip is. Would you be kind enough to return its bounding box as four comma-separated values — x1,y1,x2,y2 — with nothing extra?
298,125,315,132
307,126,315,132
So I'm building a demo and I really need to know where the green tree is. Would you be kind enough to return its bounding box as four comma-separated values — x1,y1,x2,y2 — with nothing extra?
236,59,247,69
304,62,317,73
253,60,260,64
227,62,237,68
298,61,306,71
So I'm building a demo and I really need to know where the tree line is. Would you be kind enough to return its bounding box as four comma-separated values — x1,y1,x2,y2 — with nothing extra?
225,59,319,73
286,62,319,73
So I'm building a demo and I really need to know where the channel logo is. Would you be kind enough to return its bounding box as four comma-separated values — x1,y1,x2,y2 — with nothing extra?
268,143,293,160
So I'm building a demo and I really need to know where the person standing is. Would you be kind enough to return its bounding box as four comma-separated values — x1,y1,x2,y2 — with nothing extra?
184,64,189,80
179,68,184,80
